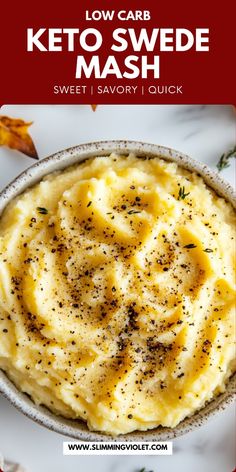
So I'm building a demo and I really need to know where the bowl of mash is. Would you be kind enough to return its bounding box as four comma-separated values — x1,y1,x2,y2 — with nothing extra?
0,140,235,440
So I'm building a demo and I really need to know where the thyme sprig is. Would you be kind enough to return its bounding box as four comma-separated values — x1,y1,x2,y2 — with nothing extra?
128,210,141,215
178,186,190,200
217,146,236,171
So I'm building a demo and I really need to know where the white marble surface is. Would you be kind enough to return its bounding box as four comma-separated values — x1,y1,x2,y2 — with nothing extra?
0,105,235,472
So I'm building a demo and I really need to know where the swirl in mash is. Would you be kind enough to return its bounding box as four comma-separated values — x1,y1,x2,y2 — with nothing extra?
0,154,235,435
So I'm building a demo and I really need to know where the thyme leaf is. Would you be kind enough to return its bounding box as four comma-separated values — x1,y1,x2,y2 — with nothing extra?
217,146,236,171
37,207,48,215
178,186,190,200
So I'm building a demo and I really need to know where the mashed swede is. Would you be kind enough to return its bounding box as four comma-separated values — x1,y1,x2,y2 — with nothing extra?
0,154,235,435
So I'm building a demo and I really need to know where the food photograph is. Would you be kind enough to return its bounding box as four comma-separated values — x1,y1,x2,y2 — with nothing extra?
0,104,235,472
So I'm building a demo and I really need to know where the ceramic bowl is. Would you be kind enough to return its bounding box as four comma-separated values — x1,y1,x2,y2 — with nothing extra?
0,140,235,441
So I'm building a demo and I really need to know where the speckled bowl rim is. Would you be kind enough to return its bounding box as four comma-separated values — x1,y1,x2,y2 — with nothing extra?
0,140,235,442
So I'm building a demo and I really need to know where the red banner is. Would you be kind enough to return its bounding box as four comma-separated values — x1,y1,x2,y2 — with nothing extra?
0,0,235,105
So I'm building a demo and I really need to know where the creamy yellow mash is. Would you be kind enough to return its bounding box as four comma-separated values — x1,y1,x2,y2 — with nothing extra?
0,154,235,435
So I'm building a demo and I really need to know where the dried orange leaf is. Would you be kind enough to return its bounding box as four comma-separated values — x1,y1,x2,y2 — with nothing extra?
91,105,97,112
0,115,38,159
